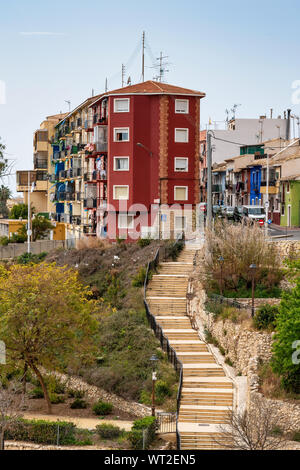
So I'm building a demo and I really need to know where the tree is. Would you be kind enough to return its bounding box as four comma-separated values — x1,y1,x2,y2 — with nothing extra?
215,395,287,450
0,263,97,414
0,138,8,178
0,381,22,450
271,277,300,393
18,215,54,241
0,185,11,219
9,203,29,220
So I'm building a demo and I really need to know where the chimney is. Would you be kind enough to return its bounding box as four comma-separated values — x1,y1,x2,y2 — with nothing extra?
286,109,291,141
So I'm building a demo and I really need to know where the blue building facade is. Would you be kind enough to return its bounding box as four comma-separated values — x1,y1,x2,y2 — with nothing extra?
249,166,262,205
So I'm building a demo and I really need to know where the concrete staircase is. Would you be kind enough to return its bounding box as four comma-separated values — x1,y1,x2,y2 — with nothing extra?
146,246,233,450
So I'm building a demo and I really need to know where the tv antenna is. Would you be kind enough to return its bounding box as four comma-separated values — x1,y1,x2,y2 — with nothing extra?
152,52,170,82
122,64,126,87
64,100,71,112
231,104,241,120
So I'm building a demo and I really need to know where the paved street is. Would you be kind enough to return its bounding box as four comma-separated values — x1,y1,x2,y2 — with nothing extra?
269,225,300,241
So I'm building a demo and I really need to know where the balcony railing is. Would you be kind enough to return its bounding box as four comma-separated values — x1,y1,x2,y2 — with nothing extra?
55,192,76,202
34,158,48,169
212,184,223,193
84,170,107,182
261,180,276,187
84,120,93,130
83,198,97,209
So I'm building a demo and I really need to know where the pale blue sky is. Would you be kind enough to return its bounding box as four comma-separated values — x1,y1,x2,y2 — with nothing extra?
1,0,300,194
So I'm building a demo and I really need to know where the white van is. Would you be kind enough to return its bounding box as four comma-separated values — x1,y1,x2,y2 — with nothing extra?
242,206,266,225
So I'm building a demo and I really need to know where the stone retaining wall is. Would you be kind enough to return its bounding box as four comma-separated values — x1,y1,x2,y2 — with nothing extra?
188,275,300,434
51,371,150,419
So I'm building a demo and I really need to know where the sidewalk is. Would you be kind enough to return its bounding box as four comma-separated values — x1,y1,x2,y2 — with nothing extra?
21,412,133,431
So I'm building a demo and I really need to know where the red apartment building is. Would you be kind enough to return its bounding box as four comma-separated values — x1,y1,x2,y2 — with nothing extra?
87,81,205,240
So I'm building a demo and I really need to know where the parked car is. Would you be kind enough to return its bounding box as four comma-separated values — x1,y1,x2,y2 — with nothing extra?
242,206,266,226
225,206,235,220
234,206,243,222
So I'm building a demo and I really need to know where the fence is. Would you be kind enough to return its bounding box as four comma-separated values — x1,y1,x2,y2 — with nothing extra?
156,412,177,434
143,233,185,450
207,293,256,313
0,239,75,260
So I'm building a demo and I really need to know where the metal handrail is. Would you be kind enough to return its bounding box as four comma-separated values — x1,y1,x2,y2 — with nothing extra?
143,233,185,450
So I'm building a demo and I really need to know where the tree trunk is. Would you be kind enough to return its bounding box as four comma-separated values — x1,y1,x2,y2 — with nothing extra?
30,364,52,414
0,429,4,451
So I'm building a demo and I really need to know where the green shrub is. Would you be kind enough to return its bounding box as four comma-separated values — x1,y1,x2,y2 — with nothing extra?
92,400,113,416
0,236,9,246
70,398,88,409
132,267,147,287
17,251,47,265
29,387,44,399
96,423,123,439
253,304,279,331
155,380,172,400
292,431,300,442
6,419,77,445
129,416,157,450
49,393,65,404
137,238,151,248
68,389,85,399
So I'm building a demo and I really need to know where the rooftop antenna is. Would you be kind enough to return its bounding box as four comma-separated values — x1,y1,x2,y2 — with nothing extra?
225,109,230,125
91,88,94,97
122,64,126,87
127,76,132,86
231,104,241,120
64,100,71,112
156,52,169,82
142,31,145,82
105,78,108,93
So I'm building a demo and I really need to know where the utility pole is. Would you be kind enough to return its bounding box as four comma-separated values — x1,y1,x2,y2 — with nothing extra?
206,131,213,229
122,64,126,87
265,153,269,238
27,172,31,254
142,31,145,82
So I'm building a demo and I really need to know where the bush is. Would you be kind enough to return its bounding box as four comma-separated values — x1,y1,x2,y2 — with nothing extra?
253,304,279,331
132,267,147,287
138,238,151,248
92,400,113,416
0,236,9,246
49,392,65,404
70,398,88,409
155,380,172,400
29,387,44,399
6,419,77,445
129,416,157,450
96,423,123,439
17,252,47,265
292,431,300,442
68,389,85,399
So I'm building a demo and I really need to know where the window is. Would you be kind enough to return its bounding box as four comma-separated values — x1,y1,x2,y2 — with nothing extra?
175,158,188,172
175,99,189,114
114,128,129,142
113,185,129,200
114,157,129,171
175,216,187,230
114,98,130,113
175,128,189,143
118,214,134,229
174,186,188,201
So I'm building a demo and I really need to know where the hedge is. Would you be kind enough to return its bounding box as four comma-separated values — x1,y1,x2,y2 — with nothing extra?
128,416,157,450
5,418,78,445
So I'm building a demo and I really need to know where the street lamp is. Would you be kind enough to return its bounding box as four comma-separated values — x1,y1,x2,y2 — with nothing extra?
150,354,159,416
250,264,257,318
218,256,225,296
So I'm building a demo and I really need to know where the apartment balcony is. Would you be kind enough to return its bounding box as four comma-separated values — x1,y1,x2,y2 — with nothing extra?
84,170,107,182
34,157,48,170
94,142,108,153
212,184,223,193
261,180,276,187
55,192,76,202
97,198,107,210
83,198,97,209
93,114,108,126
233,182,245,193
84,120,93,132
